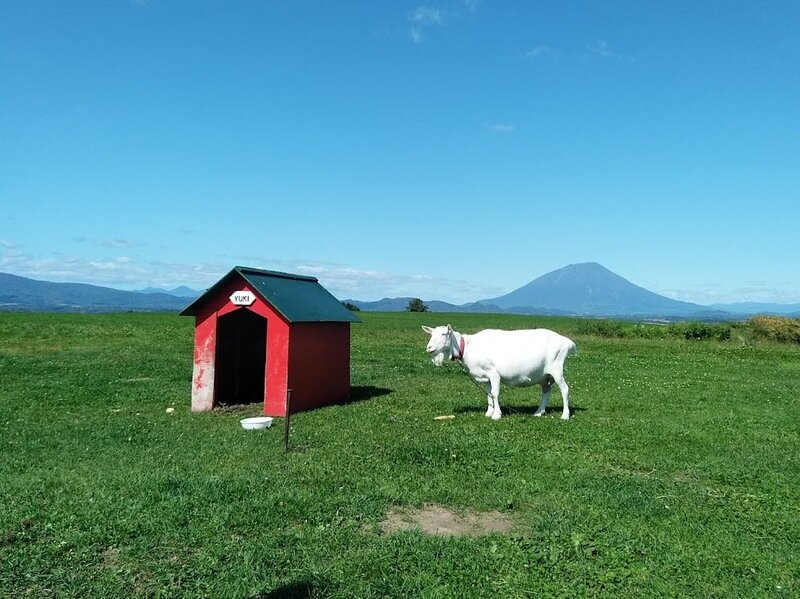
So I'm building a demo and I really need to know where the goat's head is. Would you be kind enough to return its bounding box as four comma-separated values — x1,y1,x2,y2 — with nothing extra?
422,324,453,367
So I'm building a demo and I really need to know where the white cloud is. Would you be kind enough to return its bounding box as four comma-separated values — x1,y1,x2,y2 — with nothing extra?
409,6,446,25
491,123,516,134
656,282,800,305
526,45,554,59
463,0,481,13
97,239,139,249
5,243,797,306
293,261,503,304
407,6,447,44
405,2,481,44
88,259,127,271
0,243,503,304
586,40,618,59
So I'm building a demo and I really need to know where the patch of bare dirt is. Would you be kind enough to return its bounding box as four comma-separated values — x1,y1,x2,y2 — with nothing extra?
380,504,514,537
101,546,121,567
102,546,152,595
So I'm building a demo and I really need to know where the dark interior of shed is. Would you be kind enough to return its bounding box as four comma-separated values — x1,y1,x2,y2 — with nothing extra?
214,308,267,407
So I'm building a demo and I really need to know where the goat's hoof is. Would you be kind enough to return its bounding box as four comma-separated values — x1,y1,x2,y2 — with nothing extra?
561,414,570,421
534,410,545,417
491,413,502,421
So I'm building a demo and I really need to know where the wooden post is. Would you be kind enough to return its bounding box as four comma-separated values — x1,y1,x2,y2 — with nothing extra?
283,388,292,452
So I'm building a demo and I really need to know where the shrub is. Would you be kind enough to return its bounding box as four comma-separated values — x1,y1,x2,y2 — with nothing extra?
749,315,800,344
671,321,732,342
567,318,733,342
407,298,428,313
575,319,628,338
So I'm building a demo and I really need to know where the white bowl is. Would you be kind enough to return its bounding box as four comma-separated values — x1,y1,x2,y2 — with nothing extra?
240,416,273,430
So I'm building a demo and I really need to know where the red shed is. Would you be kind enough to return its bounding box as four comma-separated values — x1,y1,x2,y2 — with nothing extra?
180,266,360,417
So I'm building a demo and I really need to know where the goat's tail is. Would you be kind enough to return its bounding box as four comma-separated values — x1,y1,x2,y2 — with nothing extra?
567,338,578,356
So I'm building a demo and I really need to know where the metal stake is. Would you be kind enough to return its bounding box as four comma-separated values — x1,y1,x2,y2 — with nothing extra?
283,388,292,452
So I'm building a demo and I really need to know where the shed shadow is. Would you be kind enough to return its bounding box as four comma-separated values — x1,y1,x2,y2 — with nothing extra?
343,385,393,405
214,387,391,415
504,404,587,417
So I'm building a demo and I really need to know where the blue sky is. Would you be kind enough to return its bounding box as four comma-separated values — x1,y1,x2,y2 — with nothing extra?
2,1,798,305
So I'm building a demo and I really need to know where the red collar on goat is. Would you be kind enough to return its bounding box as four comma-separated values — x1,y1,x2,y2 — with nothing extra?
451,334,465,361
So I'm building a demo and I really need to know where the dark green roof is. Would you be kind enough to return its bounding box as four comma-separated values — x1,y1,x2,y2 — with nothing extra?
180,266,360,323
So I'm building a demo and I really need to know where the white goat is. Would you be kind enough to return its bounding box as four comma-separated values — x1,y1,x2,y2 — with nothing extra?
422,324,577,420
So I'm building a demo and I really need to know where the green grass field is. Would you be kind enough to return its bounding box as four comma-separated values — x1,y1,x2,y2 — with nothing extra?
1,311,798,598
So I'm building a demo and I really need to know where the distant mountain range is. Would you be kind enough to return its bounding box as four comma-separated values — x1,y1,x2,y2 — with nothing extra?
2,264,798,319
0,273,193,313
707,301,800,315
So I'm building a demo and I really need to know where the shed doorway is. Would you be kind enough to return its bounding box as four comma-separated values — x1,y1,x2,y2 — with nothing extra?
214,308,267,406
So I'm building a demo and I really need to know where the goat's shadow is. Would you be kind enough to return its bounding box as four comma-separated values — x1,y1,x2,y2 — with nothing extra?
253,578,330,599
454,404,587,417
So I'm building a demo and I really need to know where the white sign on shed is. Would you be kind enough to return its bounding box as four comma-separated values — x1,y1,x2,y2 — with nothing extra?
229,290,256,306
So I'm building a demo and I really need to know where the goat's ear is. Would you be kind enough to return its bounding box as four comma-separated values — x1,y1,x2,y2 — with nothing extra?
447,324,453,332
421,326,433,334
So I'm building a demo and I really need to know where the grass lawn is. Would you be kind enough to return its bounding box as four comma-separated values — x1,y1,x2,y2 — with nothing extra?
1,311,798,598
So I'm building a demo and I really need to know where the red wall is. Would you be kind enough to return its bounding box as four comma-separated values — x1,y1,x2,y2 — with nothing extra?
190,302,218,411
287,322,351,413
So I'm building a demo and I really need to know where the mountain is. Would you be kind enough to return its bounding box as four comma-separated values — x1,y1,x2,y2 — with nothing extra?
138,285,201,298
478,262,727,318
0,273,190,313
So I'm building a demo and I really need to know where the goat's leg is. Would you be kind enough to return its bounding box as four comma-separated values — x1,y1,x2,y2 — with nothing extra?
484,382,493,418
535,376,553,417
488,373,502,420
551,368,570,420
